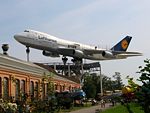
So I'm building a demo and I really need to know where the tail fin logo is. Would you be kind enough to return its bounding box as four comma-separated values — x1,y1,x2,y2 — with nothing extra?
121,39,128,50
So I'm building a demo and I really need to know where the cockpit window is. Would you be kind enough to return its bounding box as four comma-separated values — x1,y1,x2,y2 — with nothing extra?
24,30,29,32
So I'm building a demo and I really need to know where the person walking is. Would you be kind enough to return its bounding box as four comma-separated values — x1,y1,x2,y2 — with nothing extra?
100,99,105,108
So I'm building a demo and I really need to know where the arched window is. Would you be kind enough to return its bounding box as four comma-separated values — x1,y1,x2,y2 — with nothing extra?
69,86,71,91
15,79,20,100
72,87,74,91
55,84,58,90
60,85,62,92
45,83,48,97
63,85,65,91
30,81,34,97
21,80,25,94
0,77,2,98
35,82,38,99
3,77,9,100
43,83,45,99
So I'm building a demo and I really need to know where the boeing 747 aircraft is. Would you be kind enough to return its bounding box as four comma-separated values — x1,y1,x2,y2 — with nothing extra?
14,29,142,62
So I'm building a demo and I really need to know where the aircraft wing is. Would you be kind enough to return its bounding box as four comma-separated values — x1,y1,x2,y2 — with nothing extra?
84,49,142,55
116,52,143,57
112,51,142,55
57,48,106,58
112,51,143,57
83,49,105,54
84,49,142,59
58,48,105,55
58,48,142,58
57,48,75,56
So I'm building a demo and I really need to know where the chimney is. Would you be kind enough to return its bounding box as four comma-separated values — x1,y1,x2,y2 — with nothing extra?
2,44,9,55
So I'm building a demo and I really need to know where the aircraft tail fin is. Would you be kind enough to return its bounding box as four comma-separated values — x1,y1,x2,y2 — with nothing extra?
110,36,132,51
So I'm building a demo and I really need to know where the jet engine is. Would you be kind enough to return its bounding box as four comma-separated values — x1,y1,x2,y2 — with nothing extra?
42,50,59,57
102,51,114,58
72,50,84,58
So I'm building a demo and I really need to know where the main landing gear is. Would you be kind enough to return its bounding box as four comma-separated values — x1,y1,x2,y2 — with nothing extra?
61,57,84,85
61,57,82,65
71,58,82,64
62,56,68,65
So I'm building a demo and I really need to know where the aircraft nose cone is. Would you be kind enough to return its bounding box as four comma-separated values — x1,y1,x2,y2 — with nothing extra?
14,34,20,40
14,33,26,44
14,33,24,42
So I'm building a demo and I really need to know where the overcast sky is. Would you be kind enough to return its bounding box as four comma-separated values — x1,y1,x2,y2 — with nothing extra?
0,0,149,84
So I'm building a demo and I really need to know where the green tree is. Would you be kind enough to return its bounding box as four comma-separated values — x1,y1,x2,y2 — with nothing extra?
83,74,97,98
90,73,100,94
136,59,150,113
102,75,114,91
83,73,120,98
112,72,124,90
90,73,116,93
32,72,57,113
83,73,123,98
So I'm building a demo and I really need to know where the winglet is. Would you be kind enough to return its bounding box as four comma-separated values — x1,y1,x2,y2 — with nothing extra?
111,36,132,51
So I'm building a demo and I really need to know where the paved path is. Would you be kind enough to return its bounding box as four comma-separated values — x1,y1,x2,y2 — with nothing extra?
69,103,112,113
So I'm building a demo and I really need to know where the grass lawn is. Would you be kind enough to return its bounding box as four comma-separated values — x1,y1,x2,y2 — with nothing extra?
101,103,144,113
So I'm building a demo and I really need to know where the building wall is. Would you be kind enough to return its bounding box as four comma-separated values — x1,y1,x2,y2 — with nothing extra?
0,66,80,101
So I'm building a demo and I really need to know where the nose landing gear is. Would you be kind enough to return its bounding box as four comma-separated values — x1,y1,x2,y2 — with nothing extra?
26,46,30,62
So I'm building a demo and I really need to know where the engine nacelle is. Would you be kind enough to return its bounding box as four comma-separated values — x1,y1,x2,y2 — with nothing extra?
42,50,59,57
72,50,84,58
102,51,114,58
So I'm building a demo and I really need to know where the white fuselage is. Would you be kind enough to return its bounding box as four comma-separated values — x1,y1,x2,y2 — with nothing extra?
14,29,107,60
